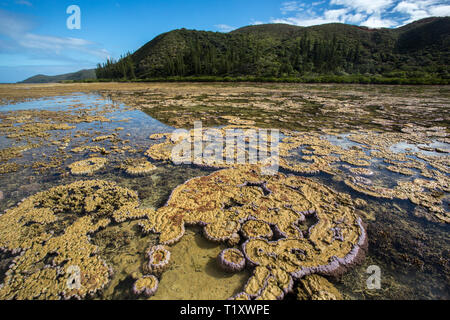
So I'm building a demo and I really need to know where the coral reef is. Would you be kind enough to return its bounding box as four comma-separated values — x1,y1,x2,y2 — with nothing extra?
145,245,171,275
0,180,139,299
69,157,107,175
93,134,115,142
144,123,448,223
0,162,20,174
241,219,273,239
137,165,367,299
217,248,246,272
145,125,278,170
296,274,342,300
124,158,157,176
149,133,170,140
112,206,152,223
0,84,448,300
132,275,159,297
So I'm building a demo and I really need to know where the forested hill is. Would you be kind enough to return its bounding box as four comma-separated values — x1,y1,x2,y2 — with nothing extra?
96,17,450,81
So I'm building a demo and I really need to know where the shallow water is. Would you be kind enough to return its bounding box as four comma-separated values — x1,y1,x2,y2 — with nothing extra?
0,91,448,300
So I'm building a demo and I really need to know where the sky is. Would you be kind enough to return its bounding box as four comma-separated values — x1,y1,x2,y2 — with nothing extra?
0,0,449,83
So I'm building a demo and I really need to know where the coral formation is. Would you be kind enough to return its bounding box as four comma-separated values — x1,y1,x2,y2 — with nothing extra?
111,206,151,223
241,219,273,239
217,248,246,272
69,157,107,175
344,166,374,176
296,274,342,300
0,162,20,174
93,134,115,142
0,180,139,299
386,165,415,176
71,146,109,155
136,165,367,299
132,275,159,297
124,158,157,176
145,245,171,275
143,124,448,223
145,125,278,170
149,133,170,140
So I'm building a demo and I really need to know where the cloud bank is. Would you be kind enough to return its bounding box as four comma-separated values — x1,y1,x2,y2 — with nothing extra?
270,0,449,28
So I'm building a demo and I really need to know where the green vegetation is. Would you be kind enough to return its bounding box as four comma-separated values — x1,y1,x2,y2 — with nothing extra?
96,53,135,80
95,17,449,84
75,74,449,85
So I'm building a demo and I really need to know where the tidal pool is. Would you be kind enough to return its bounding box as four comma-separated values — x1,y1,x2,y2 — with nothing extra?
0,84,448,300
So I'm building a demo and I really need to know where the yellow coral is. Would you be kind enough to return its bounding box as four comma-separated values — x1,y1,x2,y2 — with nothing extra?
125,159,157,176
69,157,107,175
0,180,139,299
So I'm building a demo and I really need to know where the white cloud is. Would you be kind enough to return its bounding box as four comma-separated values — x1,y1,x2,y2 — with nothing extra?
281,1,305,14
215,24,236,32
330,0,395,14
0,9,109,62
17,34,109,59
362,14,397,27
271,17,329,26
271,7,362,26
250,20,265,25
324,8,350,21
346,13,367,23
393,0,450,24
15,0,32,6
429,5,450,16
0,9,33,36
268,0,449,29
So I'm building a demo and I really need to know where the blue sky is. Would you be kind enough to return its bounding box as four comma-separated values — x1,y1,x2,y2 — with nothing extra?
0,0,449,82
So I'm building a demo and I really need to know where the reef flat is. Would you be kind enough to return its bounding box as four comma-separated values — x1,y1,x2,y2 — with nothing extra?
0,83,448,300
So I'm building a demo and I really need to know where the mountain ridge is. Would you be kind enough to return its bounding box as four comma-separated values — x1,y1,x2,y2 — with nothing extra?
96,17,449,80
19,17,450,83
19,69,96,84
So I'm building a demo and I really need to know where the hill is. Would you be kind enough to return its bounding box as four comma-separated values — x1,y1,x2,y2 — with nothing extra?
96,17,450,80
19,69,96,84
